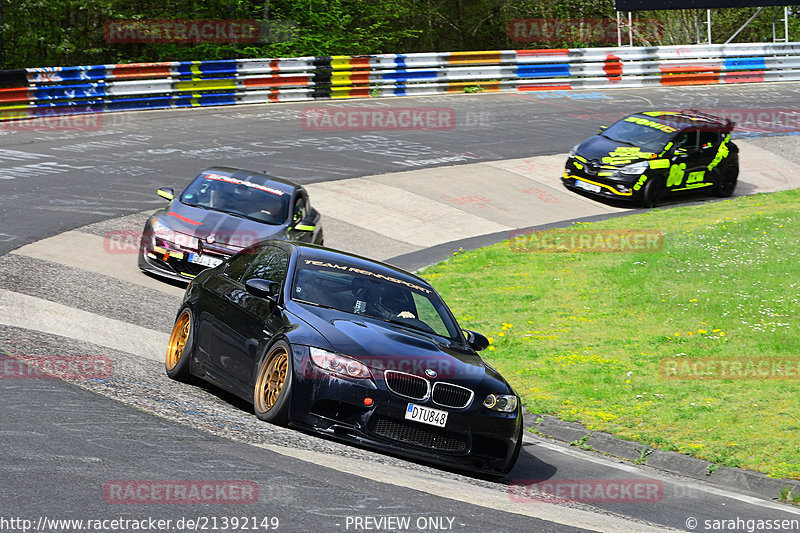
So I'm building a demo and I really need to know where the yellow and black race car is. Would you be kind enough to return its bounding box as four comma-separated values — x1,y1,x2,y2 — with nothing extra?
563,111,738,207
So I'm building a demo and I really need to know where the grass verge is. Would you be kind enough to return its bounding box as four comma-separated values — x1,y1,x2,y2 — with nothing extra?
420,190,800,480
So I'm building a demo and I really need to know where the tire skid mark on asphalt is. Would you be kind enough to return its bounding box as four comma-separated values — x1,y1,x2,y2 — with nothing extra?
0,288,168,362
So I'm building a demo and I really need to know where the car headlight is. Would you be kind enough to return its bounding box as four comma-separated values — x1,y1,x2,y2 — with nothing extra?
617,161,649,176
309,347,371,379
151,218,177,243
568,144,580,158
483,394,518,413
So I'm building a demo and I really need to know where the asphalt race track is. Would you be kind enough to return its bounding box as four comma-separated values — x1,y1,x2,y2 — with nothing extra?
2,85,800,532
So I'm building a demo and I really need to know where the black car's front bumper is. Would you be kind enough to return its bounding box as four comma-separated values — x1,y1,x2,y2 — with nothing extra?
138,243,227,282
289,354,522,475
561,170,641,202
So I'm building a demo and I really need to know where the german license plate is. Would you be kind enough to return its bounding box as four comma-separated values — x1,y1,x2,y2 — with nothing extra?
574,179,601,193
188,253,223,268
405,403,448,428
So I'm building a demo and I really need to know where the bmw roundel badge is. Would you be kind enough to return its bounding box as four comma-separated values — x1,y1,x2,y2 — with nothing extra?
425,369,437,378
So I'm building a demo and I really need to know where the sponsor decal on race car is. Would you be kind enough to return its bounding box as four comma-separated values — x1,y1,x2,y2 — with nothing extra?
602,146,657,165
166,211,202,226
303,259,432,293
204,173,285,196
624,116,676,133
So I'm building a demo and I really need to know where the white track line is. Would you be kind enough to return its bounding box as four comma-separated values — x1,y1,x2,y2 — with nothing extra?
0,289,169,361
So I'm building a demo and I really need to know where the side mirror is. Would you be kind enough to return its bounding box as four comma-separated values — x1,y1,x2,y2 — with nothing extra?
293,208,320,232
294,218,316,232
245,278,280,302
463,330,490,352
157,187,174,201
598,125,607,133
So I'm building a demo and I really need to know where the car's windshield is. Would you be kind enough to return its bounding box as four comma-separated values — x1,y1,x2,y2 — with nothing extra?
180,172,290,225
601,116,677,152
292,258,460,340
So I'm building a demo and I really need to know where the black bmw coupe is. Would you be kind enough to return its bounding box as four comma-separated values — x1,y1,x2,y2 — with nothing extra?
165,240,523,475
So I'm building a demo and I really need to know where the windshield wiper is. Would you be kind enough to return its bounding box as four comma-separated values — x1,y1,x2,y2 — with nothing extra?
294,299,341,312
600,133,637,147
182,200,209,209
385,316,444,339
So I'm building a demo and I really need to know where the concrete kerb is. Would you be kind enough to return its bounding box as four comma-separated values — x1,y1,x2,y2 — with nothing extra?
523,412,800,502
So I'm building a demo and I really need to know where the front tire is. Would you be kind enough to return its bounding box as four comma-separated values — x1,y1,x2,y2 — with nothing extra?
714,167,738,198
166,308,193,381
253,340,293,424
640,178,664,208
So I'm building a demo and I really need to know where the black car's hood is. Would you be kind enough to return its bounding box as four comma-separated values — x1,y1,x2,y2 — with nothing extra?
154,201,287,250
576,135,655,167
289,302,506,386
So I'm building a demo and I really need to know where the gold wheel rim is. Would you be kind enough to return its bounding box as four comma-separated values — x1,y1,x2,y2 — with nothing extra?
166,310,190,371
254,348,288,414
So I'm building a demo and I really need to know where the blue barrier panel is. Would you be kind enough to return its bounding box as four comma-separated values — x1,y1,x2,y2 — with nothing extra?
725,57,766,70
516,64,571,78
383,70,439,81
32,83,108,100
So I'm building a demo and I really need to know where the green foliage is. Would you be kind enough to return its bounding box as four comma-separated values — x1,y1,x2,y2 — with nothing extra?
420,189,800,479
1,1,798,68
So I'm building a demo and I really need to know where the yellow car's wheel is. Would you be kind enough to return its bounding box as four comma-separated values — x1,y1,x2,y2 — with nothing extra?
253,341,293,424
166,308,193,381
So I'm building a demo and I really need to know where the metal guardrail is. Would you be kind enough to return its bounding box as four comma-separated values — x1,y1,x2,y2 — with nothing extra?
2,43,800,121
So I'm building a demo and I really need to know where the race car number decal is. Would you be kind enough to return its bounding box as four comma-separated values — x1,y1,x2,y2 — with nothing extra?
666,162,686,187
666,164,705,188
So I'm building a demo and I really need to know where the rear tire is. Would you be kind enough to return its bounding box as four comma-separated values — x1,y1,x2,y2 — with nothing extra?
253,341,293,424
714,167,738,198
166,308,193,381
640,178,664,208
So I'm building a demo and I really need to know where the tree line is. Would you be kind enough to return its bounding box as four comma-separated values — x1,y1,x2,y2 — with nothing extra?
1,0,796,69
